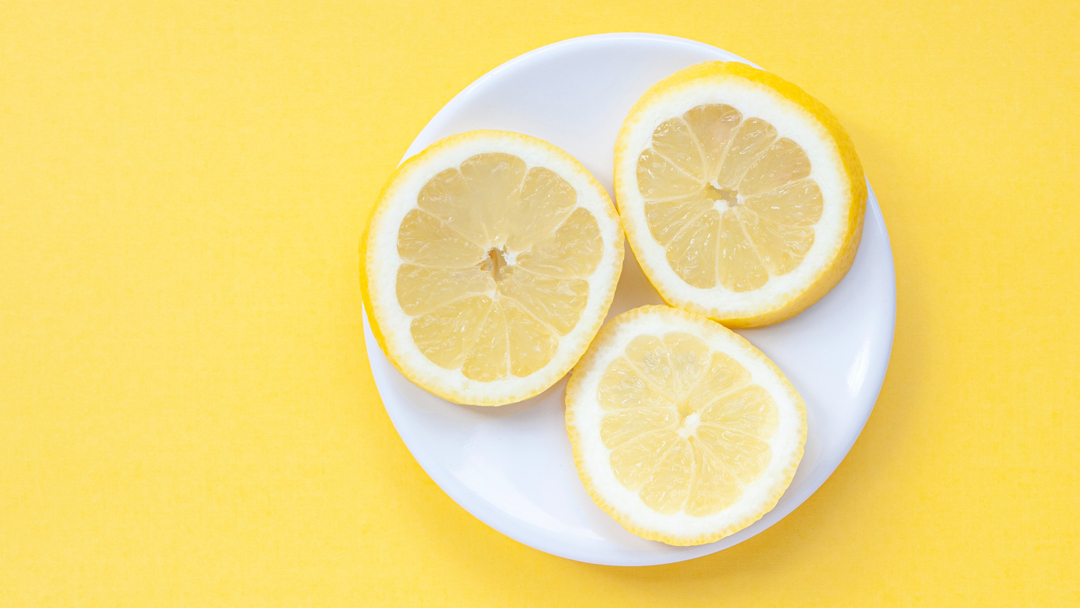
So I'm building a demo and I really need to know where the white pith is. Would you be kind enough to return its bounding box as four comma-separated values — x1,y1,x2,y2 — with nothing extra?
616,78,854,320
567,307,805,541
366,132,624,405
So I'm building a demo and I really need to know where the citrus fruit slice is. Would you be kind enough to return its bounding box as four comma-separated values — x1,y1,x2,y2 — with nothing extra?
362,131,624,406
614,61,866,327
565,305,806,545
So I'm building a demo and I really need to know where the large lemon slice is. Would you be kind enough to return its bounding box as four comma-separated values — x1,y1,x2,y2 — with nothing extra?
566,305,806,545
614,62,866,327
362,131,624,406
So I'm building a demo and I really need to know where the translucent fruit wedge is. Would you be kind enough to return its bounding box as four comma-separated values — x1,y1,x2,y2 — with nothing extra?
565,305,806,545
362,131,624,406
614,61,867,327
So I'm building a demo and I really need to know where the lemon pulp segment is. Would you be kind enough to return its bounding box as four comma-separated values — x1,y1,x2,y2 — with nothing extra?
599,332,778,516
565,305,805,545
614,62,866,328
395,153,604,382
638,108,822,292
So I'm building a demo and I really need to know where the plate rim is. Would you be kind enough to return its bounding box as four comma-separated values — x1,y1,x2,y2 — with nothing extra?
404,33,764,160
364,32,897,566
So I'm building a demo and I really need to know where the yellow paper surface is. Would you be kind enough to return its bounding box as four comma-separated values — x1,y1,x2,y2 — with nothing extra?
2,1,1078,605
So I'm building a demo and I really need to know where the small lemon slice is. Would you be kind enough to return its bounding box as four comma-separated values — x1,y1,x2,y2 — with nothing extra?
362,131,624,406
566,305,806,545
614,62,866,327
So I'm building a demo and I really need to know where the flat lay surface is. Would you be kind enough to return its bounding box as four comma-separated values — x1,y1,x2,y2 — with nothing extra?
2,0,1078,605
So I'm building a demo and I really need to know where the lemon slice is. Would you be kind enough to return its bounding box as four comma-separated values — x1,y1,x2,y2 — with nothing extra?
565,305,806,545
614,62,866,327
362,131,624,406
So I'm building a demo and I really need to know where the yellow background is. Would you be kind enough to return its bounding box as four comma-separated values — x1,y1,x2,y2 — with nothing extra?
2,0,1078,605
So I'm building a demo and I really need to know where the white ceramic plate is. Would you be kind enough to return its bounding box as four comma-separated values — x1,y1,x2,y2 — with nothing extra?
363,33,895,566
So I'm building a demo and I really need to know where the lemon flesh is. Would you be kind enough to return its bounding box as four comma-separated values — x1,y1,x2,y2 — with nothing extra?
397,153,604,381
566,305,805,545
639,111,821,292
615,62,866,327
363,131,623,406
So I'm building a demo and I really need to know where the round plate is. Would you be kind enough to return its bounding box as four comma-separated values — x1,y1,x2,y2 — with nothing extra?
363,33,896,566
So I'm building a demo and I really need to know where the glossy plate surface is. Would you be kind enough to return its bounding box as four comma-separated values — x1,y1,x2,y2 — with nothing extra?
363,33,896,566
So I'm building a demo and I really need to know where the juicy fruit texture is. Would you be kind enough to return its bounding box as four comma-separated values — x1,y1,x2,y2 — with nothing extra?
363,130,623,406
396,153,603,381
614,61,866,328
599,333,778,516
638,111,821,292
565,305,805,545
